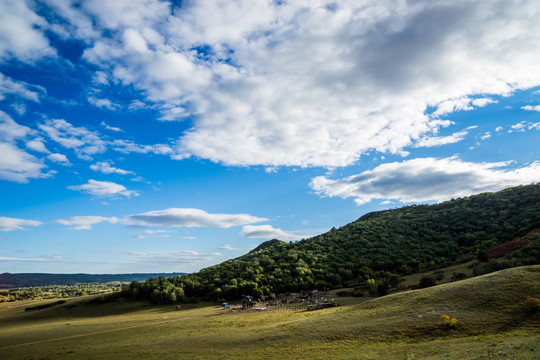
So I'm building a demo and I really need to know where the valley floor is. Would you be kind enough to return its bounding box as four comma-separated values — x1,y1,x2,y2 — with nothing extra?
1,266,539,359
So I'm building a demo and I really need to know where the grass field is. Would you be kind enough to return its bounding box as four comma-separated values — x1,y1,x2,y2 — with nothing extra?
1,266,538,359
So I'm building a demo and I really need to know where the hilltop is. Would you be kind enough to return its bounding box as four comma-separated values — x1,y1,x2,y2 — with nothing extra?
125,184,540,302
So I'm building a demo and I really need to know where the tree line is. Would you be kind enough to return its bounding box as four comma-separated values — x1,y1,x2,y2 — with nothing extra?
122,184,540,304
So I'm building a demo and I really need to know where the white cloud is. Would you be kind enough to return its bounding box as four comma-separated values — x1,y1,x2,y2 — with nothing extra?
56,216,119,230
414,127,476,148
510,121,528,132
75,0,538,168
9,1,540,168
100,121,123,132
472,98,498,107
0,73,43,102
241,225,306,241
480,132,491,140
90,161,134,175
68,179,139,198
521,105,540,112
495,126,504,132
219,244,254,251
47,153,71,166
310,157,540,205
26,138,50,153
38,118,181,159
110,139,175,156
0,256,48,262
38,119,107,159
0,216,42,231
0,142,48,183
0,110,33,140
124,208,267,228
88,96,121,110
0,112,49,182
110,249,224,265
0,0,56,62
132,229,173,238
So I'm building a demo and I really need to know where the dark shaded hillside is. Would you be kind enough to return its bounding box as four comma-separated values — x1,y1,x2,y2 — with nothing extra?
126,184,540,302
0,273,187,289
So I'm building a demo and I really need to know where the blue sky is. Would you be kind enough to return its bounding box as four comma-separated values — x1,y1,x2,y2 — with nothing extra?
1,0,539,274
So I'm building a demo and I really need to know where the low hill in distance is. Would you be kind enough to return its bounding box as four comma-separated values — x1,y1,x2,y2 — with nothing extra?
0,272,188,289
1,266,538,359
126,184,540,302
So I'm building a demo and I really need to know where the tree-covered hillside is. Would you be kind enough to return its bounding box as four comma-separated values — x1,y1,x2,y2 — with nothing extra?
126,184,540,303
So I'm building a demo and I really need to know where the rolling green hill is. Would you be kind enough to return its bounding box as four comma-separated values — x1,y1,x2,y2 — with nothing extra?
1,266,538,359
127,184,540,302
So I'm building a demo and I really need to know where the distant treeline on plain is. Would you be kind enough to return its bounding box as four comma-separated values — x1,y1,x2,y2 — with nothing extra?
0,272,188,289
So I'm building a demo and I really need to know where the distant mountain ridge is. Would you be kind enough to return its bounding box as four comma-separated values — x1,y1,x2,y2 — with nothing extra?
0,272,188,289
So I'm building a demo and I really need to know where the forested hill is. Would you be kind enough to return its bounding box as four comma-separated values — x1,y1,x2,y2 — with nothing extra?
126,184,540,302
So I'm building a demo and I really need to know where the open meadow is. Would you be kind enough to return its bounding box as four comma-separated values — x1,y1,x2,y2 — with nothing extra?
1,266,538,359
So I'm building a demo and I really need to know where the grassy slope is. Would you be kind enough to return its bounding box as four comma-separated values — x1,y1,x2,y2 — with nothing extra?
1,266,538,360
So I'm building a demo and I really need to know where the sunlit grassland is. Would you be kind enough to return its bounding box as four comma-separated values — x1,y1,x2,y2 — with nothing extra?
1,266,538,359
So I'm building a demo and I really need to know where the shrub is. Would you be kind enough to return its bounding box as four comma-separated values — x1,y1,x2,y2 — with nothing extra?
451,272,466,281
418,275,437,288
377,283,389,296
439,314,450,325
440,314,457,327
525,297,540,310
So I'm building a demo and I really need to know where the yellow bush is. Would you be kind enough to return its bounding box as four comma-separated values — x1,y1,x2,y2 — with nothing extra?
439,314,450,325
440,314,457,327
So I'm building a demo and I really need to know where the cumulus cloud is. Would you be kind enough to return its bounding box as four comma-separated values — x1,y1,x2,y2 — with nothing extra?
47,153,71,166
241,224,307,241
0,216,42,231
110,139,175,156
76,0,540,167
0,111,50,182
38,119,107,159
0,73,44,102
6,1,537,169
310,157,540,205
56,216,119,230
26,139,50,153
0,142,48,183
0,0,56,62
90,161,134,175
68,179,139,198
0,110,33,140
521,105,540,112
124,208,267,228
512,121,540,131
87,96,120,110
38,118,180,160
